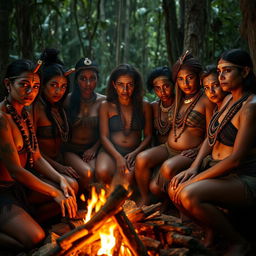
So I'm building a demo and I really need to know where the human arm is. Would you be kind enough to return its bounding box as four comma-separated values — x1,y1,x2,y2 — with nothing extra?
125,101,153,169
172,99,256,202
170,138,212,189
40,152,79,179
0,113,77,217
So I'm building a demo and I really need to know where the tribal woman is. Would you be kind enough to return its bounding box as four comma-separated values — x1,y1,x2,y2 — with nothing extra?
95,64,152,186
64,58,105,192
150,52,214,197
0,59,77,252
135,66,175,205
169,49,256,256
34,49,79,189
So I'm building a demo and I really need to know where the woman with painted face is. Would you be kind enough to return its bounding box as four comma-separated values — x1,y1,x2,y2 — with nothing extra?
33,49,79,192
64,58,105,192
0,59,77,252
170,65,228,194
95,64,152,186
169,49,256,256
135,66,175,205
150,52,214,198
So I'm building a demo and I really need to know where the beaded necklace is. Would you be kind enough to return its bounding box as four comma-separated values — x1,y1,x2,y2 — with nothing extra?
173,89,203,142
40,97,69,143
5,99,38,168
207,93,251,147
116,102,134,137
50,107,69,143
155,101,173,136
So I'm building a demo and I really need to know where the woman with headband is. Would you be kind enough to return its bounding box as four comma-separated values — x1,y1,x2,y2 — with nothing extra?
0,59,77,252
149,52,214,200
33,48,79,193
169,49,256,256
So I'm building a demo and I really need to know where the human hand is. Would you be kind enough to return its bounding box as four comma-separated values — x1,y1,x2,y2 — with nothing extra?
116,156,129,174
170,167,198,190
82,148,97,162
54,190,77,218
124,152,136,171
59,165,79,179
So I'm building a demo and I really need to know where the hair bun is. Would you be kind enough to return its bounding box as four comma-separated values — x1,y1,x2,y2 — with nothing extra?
40,48,63,66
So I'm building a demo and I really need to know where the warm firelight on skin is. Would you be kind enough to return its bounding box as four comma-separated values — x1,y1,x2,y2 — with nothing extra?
97,224,116,256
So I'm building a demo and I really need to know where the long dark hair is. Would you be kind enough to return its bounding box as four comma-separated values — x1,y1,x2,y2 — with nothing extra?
106,64,144,129
39,48,70,137
68,58,99,123
218,49,256,94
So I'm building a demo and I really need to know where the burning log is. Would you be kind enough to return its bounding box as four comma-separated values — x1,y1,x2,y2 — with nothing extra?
114,210,148,256
42,185,129,256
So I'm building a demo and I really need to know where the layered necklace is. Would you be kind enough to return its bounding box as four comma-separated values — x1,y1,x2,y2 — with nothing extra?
50,107,69,143
40,97,69,143
155,101,174,136
183,92,199,104
116,102,134,136
173,89,203,142
5,99,38,168
208,92,251,147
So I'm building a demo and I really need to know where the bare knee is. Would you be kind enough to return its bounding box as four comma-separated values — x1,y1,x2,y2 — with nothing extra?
179,187,199,212
69,178,79,195
150,179,161,196
135,151,151,171
22,227,45,249
79,167,94,185
160,161,175,180
96,167,114,184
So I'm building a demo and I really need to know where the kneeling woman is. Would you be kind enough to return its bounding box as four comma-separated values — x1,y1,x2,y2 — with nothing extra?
96,64,152,186
0,59,77,252
169,49,256,256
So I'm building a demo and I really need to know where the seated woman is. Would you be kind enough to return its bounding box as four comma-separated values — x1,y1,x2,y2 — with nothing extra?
0,59,77,252
170,65,228,192
135,66,175,205
169,49,256,256
64,58,105,192
96,64,152,187
148,52,214,197
33,48,79,188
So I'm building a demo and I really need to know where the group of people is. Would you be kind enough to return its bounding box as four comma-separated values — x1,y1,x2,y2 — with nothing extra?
0,48,256,256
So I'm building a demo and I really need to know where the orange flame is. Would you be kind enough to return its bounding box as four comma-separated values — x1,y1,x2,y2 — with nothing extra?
97,224,116,256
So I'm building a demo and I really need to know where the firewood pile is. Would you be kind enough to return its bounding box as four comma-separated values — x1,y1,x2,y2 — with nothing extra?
32,185,216,256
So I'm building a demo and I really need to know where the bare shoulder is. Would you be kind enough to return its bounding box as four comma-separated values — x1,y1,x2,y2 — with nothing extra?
96,93,106,102
143,99,152,112
0,111,10,131
243,94,256,114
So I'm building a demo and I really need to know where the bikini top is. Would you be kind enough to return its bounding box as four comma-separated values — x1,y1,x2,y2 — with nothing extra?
216,121,238,147
37,126,55,139
169,109,205,130
109,114,144,133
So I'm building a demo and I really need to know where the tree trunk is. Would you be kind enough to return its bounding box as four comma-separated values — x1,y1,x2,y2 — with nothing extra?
15,0,34,59
123,0,130,63
115,0,123,65
162,0,181,67
240,0,256,73
183,0,207,59
0,0,11,100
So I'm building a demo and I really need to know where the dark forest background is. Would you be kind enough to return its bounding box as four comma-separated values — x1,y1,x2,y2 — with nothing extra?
0,0,255,98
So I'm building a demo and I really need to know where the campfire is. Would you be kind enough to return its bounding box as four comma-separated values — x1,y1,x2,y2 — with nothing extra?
35,185,212,256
